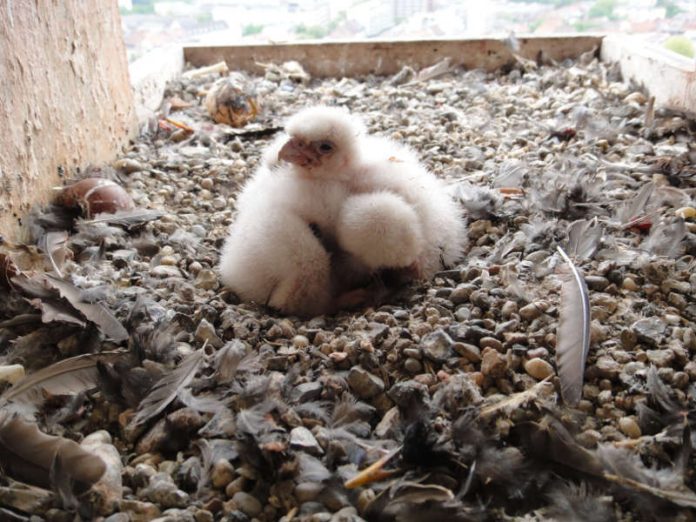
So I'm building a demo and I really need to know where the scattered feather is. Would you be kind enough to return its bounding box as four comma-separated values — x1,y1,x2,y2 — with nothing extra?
213,340,246,384
131,349,207,426
177,388,226,414
37,231,69,277
81,208,164,229
617,181,654,224
555,246,591,406
1,351,127,417
566,218,603,261
641,219,686,257
42,275,128,342
0,413,105,490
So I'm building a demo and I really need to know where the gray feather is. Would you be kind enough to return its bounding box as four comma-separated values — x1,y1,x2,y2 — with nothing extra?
555,246,591,406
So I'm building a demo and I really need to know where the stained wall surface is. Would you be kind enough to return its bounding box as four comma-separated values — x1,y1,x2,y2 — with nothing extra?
0,1,135,240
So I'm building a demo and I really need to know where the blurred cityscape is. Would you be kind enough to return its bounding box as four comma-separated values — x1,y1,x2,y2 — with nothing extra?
119,0,696,62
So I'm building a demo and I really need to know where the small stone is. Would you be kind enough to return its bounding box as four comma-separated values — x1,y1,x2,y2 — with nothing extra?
576,429,601,448
0,364,25,384
140,473,189,509
618,417,641,439
114,158,145,173
419,329,454,362
452,342,481,362
105,514,130,522
479,336,503,352
594,356,621,379
404,357,422,374
524,358,554,380
519,303,543,321
366,322,390,344
232,492,262,517
347,367,385,399
584,275,609,291
121,500,161,521
81,431,123,515
211,459,235,489
194,510,214,522
631,317,666,346
501,300,518,318
450,284,474,304
290,427,323,455
188,261,203,274
622,277,639,291
374,407,400,438
195,269,219,290
150,265,182,278
646,349,674,367
295,482,324,503
159,255,178,266
200,177,214,190
480,347,507,378
293,335,310,348
225,476,245,498
195,318,223,348
292,381,323,402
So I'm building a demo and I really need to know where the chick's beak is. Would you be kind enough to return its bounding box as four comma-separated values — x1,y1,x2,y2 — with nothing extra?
278,137,320,167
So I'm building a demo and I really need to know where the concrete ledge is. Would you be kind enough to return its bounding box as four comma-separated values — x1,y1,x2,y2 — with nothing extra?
130,45,185,124
601,34,695,114
183,35,603,78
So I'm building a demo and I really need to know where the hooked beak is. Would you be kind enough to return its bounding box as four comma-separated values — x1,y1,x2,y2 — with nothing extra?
278,137,320,168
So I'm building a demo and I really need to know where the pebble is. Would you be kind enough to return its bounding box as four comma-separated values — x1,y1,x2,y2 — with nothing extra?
518,302,543,321
501,300,518,318
290,426,323,455
121,500,161,521
140,473,189,509
631,317,666,346
81,431,123,515
347,366,385,399
0,364,25,384
523,358,554,380
419,329,454,362
211,459,235,489
452,342,481,362
195,269,219,290
150,265,183,278
480,347,507,378
618,417,641,439
479,336,503,352
232,492,262,517
404,357,422,373
194,318,223,348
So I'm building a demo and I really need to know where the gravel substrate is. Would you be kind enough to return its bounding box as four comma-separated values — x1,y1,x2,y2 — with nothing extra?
1,51,696,521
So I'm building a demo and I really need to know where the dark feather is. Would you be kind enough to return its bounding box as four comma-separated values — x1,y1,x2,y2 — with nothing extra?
0,413,105,491
131,349,206,426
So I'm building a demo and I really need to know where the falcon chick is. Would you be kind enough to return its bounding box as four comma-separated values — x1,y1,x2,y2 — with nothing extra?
218,105,465,316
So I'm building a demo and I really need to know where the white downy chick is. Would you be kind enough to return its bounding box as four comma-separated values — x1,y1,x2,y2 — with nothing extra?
339,134,466,278
218,106,366,317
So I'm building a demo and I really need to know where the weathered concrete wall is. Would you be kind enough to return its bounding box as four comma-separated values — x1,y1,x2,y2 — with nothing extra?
0,1,135,241
602,34,695,114
184,35,603,78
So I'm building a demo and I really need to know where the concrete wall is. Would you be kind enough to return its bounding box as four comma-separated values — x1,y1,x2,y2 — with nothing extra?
601,34,695,114
0,1,135,241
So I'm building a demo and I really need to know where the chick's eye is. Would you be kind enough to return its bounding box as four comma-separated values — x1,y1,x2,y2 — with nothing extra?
316,141,335,154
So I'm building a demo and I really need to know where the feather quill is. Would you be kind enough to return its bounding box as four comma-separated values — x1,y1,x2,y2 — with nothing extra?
555,246,591,406
131,349,206,426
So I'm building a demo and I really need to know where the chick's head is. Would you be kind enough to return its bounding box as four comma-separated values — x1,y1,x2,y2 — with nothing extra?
278,106,365,178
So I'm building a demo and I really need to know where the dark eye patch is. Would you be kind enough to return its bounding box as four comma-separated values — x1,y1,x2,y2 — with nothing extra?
316,141,335,154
